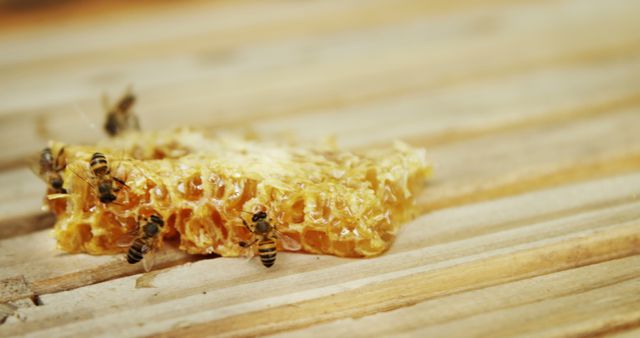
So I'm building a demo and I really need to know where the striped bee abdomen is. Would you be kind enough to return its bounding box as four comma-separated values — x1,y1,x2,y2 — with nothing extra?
258,239,277,268
90,152,110,176
127,238,147,264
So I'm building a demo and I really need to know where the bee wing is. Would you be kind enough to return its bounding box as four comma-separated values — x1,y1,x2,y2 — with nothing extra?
111,152,151,186
67,163,96,189
54,146,67,171
241,248,258,264
115,229,139,248
276,232,302,251
26,155,45,181
118,85,136,112
237,237,257,261
140,236,162,272
242,245,257,261
141,246,157,272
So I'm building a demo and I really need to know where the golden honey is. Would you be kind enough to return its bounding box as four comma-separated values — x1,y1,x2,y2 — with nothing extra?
47,129,431,258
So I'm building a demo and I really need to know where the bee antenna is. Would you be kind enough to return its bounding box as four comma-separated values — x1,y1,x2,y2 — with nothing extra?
68,165,96,189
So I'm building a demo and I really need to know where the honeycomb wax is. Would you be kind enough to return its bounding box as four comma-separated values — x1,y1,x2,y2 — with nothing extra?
48,130,431,258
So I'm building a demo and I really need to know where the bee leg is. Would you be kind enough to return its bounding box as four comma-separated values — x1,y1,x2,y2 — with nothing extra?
239,218,257,248
113,177,130,193
241,218,253,233
239,238,258,248
113,176,128,187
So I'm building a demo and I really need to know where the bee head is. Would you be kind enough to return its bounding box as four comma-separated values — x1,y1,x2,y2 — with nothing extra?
150,215,164,227
252,211,267,222
41,147,53,161
51,177,63,189
99,193,117,203
39,148,53,171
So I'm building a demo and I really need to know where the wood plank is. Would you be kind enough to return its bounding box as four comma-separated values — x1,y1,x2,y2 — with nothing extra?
258,57,640,149
0,0,541,76
607,327,640,338
0,0,515,109
0,167,45,222
2,173,639,336
0,230,195,303
2,0,639,336
421,108,640,211
0,0,490,65
155,223,640,338
0,0,170,31
0,213,54,240
389,278,640,338
270,256,640,338
3,43,640,225
2,157,639,304
1,0,639,166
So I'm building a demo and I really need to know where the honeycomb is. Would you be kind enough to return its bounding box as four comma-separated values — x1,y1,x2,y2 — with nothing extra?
48,129,431,258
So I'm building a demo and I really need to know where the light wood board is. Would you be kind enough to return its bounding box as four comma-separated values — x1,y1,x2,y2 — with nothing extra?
0,0,639,337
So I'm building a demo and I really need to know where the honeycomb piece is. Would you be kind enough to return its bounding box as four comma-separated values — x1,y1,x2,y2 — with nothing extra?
49,131,431,258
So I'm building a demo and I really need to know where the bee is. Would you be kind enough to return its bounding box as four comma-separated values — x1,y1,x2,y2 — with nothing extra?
118,214,165,272
240,211,301,268
103,86,140,137
89,152,128,203
35,146,67,194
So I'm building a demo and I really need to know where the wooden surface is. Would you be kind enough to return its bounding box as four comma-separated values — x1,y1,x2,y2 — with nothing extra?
1,0,640,337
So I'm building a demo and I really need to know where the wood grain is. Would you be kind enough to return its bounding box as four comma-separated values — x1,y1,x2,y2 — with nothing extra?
1,0,639,336
2,174,639,336
1,0,639,165
273,256,640,338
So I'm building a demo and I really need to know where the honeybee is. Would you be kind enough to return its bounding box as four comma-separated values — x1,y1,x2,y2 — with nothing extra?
240,211,301,268
89,152,128,203
118,214,165,272
36,147,67,194
103,86,140,137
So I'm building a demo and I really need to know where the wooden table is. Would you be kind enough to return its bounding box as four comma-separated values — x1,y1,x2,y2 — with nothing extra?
1,0,640,337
